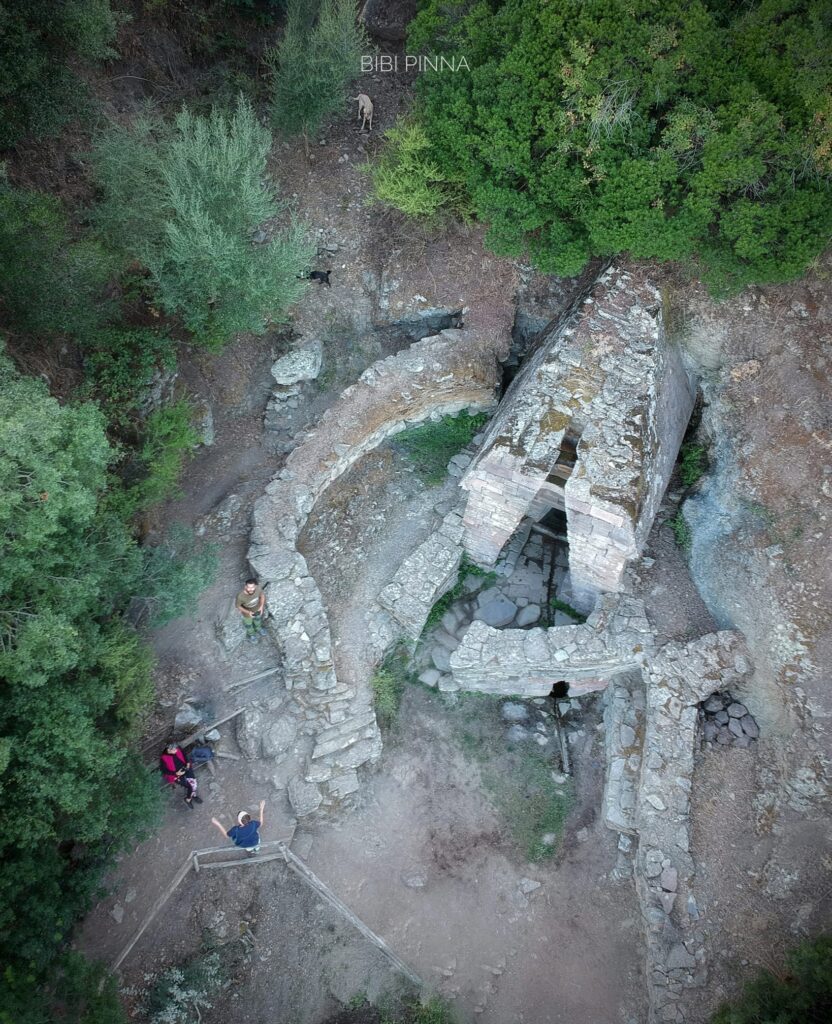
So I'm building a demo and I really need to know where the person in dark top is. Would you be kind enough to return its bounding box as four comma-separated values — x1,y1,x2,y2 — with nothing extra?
159,744,202,809
211,800,265,857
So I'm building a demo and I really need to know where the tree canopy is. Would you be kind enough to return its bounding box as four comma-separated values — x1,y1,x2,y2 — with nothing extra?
402,0,832,292
0,352,161,969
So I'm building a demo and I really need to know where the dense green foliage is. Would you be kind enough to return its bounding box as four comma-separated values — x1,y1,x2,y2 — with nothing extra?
91,96,314,344
267,0,368,138
0,174,115,338
0,354,163,967
2,951,128,1024
393,409,487,485
0,352,217,1019
0,0,123,148
370,120,468,220
400,0,832,292
710,935,832,1023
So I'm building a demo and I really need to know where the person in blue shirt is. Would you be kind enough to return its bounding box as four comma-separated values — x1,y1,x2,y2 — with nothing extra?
211,800,265,856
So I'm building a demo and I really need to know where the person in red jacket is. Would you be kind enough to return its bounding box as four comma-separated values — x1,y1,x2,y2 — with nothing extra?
159,744,202,809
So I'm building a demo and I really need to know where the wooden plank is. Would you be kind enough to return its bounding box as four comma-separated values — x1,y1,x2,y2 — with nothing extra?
177,707,246,750
224,665,282,694
197,852,287,871
111,852,195,973
215,750,241,760
191,834,296,859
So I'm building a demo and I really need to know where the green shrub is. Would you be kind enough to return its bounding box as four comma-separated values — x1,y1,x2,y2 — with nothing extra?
126,399,199,511
408,0,832,293
90,96,315,345
267,0,368,138
144,951,224,1024
371,646,414,730
670,510,692,550
710,935,832,1024
393,410,487,485
408,998,460,1024
679,442,708,488
80,326,178,427
371,120,468,220
140,524,219,627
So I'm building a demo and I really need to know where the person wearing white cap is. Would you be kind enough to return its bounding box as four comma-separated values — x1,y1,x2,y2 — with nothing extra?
211,800,265,856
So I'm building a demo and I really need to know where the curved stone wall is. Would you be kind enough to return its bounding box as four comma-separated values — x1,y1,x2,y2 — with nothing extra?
246,326,506,805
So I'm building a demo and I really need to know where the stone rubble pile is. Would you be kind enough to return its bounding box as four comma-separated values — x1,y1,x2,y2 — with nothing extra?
699,691,759,747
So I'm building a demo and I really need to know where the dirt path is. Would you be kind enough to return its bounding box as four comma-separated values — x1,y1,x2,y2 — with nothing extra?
304,687,644,1024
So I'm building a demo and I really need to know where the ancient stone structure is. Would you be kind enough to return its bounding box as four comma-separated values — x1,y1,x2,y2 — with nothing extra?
449,586,752,1024
459,264,695,612
246,326,506,808
378,507,466,639
450,591,655,695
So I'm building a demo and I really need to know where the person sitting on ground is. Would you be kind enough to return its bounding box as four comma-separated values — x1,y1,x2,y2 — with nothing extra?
160,743,202,809
211,801,265,857
236,578,266,643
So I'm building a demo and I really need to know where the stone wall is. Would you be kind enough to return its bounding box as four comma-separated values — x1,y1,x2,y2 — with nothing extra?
247,326,505,806
378,508,466,639
448,591,752,1024
459,264,695,612
634,633,751,1024
449,592,655,694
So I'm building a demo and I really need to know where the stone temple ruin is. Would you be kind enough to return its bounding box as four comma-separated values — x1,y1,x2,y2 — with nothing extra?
242,262,754,1024
460,264,695,612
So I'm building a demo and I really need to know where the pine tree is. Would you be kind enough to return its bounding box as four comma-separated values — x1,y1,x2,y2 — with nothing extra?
267,0,368,139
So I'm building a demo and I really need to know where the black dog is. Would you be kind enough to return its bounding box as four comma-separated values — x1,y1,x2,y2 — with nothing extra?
297,269,331,287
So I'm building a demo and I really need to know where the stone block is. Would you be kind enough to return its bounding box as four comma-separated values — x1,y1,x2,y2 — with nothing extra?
287,776,323,816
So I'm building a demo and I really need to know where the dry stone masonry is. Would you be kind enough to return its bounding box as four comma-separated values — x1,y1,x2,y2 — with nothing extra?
449,592,655,695
449,587,752,1024
460,264,695,612
635,633,752,1024
245,325,506,808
